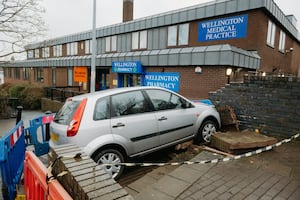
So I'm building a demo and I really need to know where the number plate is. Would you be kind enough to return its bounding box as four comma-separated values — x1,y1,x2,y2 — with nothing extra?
51,133,59,142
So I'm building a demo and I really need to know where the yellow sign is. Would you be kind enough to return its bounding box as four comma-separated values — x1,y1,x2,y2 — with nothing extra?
74,66,87,82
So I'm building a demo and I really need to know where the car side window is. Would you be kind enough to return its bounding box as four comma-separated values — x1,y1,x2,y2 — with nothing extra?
145,89,184,111
94,97,109,120
111,91,149,117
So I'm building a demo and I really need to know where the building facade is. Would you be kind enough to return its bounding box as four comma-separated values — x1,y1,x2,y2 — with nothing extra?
1,0,300,99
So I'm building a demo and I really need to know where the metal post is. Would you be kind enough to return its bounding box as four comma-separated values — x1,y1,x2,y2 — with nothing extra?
90,0,97,93
16,106,23,125
45,111,52,141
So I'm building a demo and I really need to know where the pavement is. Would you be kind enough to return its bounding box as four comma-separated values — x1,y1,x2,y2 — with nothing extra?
0,110,45,137
1,111,300,199
128,136,300,200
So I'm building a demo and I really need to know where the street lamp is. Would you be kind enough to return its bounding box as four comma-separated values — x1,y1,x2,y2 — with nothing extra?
90,0,97,93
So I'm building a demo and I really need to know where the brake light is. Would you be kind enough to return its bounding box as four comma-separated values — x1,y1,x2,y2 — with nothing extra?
67,98,87,137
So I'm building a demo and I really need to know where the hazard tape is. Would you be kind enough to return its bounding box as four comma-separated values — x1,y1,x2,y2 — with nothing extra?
101,133,300,167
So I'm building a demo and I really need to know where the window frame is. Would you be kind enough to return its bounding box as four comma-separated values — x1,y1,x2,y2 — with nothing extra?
85,40,92,54
14,68,20,79
105,36,117,53
23,67,30,80
67,42,78,56
131,30,148,50
27,50,34,59
53,45,62,57
34,68,44,82
93,97,110,121
279,30,286,53
34,49,40,59
42,47,50,58
167,23,189,47
111,90,150,117
267,20,276,48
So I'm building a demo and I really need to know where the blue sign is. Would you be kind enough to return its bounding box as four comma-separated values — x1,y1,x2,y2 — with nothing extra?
112,61,143,74
144,72,180,92
198,14,248,42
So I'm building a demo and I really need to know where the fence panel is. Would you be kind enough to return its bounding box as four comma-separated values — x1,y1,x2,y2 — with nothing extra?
24,114,54,156
24,151,72,200
0,121,25,200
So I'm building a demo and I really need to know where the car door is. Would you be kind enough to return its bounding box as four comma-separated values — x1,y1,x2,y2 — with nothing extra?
144,89,197,146
110,90,159,156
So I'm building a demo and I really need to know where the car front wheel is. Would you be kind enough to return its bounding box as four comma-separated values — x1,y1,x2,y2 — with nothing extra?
94,149,125,180
196,120,217,143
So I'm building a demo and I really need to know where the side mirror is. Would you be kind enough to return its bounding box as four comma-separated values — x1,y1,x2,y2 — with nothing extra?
181,101,191,109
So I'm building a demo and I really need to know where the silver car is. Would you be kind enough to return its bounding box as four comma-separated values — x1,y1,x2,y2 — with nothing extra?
50,86,220,179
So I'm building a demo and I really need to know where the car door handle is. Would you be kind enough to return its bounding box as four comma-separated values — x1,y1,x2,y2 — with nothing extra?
158,116,168,121
112,123,125,128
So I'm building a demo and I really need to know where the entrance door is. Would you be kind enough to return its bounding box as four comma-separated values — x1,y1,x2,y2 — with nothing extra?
118,74,142,87
96,69,109,91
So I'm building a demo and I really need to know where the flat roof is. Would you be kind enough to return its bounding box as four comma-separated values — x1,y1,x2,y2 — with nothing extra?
25,0,299,49
3,44,260,69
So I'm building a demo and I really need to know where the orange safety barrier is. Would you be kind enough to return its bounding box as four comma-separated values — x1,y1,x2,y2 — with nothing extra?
24,151,72,200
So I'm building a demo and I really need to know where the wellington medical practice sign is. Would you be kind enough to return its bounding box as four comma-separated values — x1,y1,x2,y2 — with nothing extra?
144,72,180,92
198,14,248,42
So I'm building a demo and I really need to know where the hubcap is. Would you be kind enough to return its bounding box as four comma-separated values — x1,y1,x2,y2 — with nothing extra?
99,152,121,179
202,123,216,142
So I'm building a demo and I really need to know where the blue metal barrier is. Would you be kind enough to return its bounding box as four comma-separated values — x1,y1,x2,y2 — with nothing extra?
0,121,25,200
24,114,54,157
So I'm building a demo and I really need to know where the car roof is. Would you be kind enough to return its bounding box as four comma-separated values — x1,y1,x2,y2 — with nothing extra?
69,86,171,101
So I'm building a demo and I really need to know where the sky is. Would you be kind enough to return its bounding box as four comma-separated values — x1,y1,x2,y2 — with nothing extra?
41,0,300,39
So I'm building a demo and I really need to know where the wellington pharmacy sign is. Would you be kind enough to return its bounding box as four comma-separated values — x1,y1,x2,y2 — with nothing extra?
144,72,180,92
112,61,143,74
198,14,248,42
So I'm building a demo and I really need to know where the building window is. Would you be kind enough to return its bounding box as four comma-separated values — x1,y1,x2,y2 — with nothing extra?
27,50,34,59
7,68,12,78
67,42,78,56
132,30,147,50
85,40,92,54
68,67,73,86
42,47,50,58
279,30,286,52
53,45,62,57
105,36,117,52
34,68,44,82
267,20,276,47
23,68,30,80
14,68,20,79
52,67,56,85
34,49,40,59
168,23,189,47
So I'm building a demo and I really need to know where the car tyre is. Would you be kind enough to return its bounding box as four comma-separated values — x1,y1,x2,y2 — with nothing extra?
195,120,217,144
94,149,125,180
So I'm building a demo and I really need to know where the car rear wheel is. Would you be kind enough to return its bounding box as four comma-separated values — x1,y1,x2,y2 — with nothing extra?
94,149,125,180
195,120,217,143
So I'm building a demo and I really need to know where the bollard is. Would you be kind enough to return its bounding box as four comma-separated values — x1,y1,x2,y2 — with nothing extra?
45,110,52,141
15,106,23,125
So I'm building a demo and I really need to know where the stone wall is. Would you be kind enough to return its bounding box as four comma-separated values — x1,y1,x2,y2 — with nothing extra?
209,76,300,137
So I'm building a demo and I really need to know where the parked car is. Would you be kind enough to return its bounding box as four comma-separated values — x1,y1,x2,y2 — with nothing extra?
50,86,221,179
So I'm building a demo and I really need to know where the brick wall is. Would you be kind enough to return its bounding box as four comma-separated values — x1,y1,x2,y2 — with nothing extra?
147,66,227,99
209,76,300,137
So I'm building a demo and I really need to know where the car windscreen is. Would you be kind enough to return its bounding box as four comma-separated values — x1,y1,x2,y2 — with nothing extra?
53,100,81,125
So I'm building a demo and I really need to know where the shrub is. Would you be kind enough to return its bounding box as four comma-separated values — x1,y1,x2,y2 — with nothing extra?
0,84,44,110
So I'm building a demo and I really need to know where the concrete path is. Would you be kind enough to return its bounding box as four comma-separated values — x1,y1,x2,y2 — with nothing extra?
131,137,300,200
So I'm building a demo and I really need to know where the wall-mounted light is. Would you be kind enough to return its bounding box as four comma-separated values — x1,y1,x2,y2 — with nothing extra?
285,47,294,54
195,66,202,74
262,72,266,77
226,68,232,84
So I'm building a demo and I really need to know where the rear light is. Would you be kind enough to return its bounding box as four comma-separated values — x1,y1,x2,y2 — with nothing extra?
67,98,87,137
